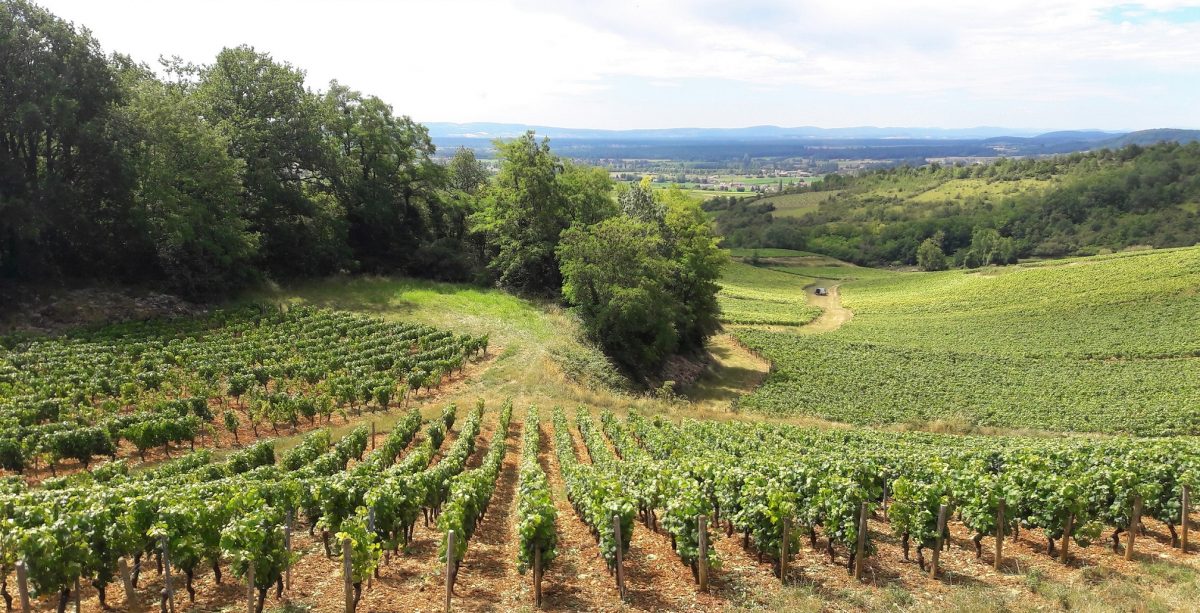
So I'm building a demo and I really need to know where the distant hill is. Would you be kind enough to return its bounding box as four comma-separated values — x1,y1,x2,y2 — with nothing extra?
710,142,1200,266
424,122,1046,141
426,123,1200,147
1031,130,1117,142
1097,128,1200,148
427,123,1200,161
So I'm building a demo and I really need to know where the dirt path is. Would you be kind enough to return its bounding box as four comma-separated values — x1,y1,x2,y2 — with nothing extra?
685,282,850,410
427,419,525,611
796,283,852,334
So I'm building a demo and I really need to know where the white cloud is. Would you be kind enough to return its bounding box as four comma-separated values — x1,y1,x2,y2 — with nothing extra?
31,0,1200,129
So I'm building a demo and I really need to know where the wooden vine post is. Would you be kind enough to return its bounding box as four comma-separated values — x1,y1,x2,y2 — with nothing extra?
1060,513,1073,563
995,498,1005,571
117,557,136,606
343,538,355,613
780,515,789,583
371,421,376,450
16,560,30,613
444,530,455,613
246,565,255,613
698,515,709,592
74,576,82,613
1183,485,1191,553
1125,494,1142,561
613,515,627,600
881,481,888,518
285,512,293,591
367,509,376,589
930,504,948,579
533,546,544,607
854,502,868,580
161,535,176,613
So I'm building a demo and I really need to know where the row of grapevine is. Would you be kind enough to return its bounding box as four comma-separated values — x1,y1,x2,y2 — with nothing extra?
325,402,494,613
515,406,557,591
549,407,633,577
311,405,476,552
629,413,1200,578
0,401,492,613
595,411,717,582
629,414,878,575
439,400,515,588
0,433,298,612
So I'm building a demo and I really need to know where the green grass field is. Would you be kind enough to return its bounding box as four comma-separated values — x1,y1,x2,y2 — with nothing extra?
733,246,1200,434
766,263,896,280
758,190,840,217
254,275,630,393
677,188,757,201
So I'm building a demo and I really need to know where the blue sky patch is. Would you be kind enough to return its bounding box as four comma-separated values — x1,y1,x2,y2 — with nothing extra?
1102,3,1200,24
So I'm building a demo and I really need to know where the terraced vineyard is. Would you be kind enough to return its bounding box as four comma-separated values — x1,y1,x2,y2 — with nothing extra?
0,306,489,479
734,246,1200,434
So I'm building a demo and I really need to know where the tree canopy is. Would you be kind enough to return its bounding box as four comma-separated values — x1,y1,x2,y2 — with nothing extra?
0,2,728,379
471,132,614,295
558,183,726,373
0,3,477,296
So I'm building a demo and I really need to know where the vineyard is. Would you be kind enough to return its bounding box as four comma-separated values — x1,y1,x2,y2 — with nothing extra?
735,330,1200,434
717,262,821,327
0,306,489,481
1,392,1198,612
833,246,1200,359
734,245,1200,435
1,248,1198,611
4,405,1197,612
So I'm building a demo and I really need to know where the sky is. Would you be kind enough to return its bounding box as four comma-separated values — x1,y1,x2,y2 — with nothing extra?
34,0,1200,131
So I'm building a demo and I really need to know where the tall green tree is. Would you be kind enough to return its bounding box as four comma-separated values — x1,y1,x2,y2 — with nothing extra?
447,147,488,195
961,227,1018,268
916,232,948,271
558,216,679,371
471,132,614,295
321,82,445,272
0,0,134,280
658,188,727,350
120,74,259,297
195,46,346,278
617,177,665,223
558,186,726,374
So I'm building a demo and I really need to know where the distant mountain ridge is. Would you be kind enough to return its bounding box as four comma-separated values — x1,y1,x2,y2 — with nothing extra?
425,123,1200,147
424,122,1052,140
1098,129,1200,148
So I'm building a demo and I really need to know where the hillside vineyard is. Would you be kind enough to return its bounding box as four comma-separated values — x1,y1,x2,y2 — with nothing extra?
0,307,488,475
734,247,1200,434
